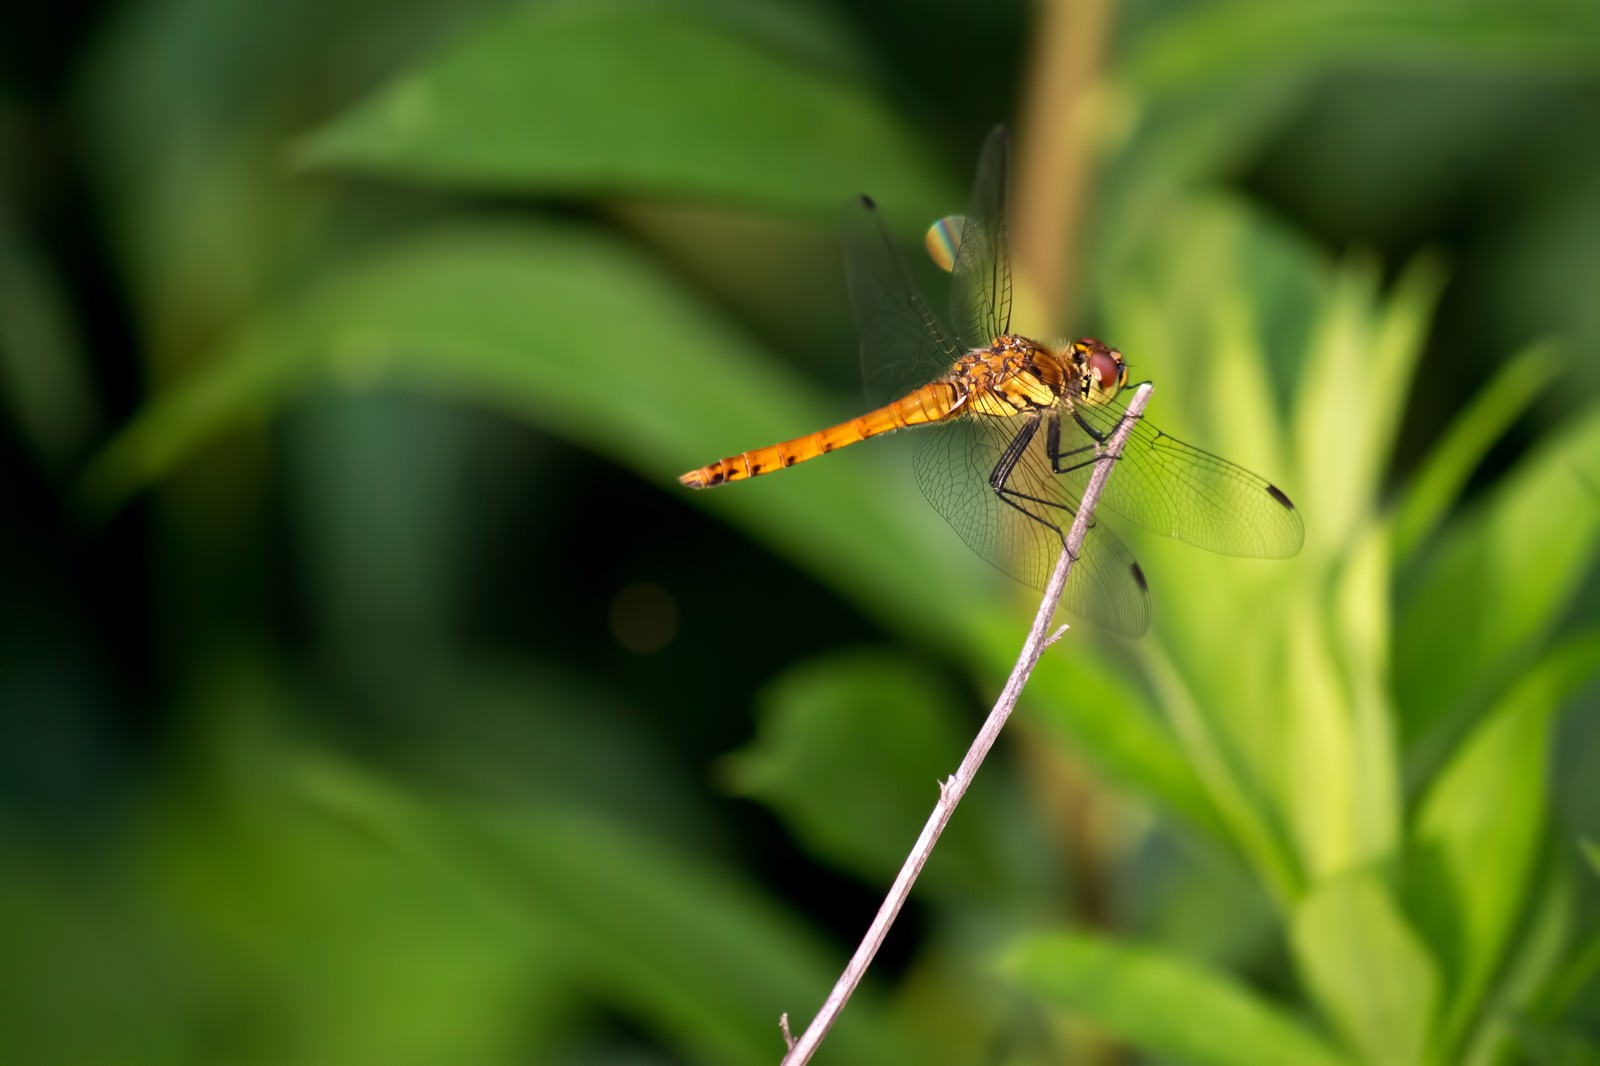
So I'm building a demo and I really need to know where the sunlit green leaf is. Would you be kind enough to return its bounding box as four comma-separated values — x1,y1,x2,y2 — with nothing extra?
1026,652,1222,840
1396,409,1600,750
1392,342,1560,564
1461,855,1581,1066
1290,871,1439,1066
1331,522,1401,866
1409,633,1600,1058
1294,254,1444,555
299,0,949,216
1006,932,1357,1066
1144,642,1302,905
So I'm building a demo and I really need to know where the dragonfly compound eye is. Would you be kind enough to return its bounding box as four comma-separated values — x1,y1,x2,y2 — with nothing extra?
1075,339,1128,405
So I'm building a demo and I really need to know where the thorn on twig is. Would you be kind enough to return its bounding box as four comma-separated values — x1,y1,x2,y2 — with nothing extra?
1044,623,1070,647
781,1013,795,1050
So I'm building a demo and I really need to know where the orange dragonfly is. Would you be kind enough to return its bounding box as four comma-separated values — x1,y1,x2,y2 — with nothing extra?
680,127,1303,636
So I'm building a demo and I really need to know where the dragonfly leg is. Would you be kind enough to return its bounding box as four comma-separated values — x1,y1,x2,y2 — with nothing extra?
1047,411,1117,476
990,417,1081,555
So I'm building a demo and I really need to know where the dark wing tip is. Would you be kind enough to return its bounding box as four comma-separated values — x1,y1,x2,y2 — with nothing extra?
1266,484,1295,510
857,193,877,210
1129,560,1149,592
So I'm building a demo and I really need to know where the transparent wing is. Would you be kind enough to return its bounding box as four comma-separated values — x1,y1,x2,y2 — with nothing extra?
843,195,961,407
1061,395,1306,558
914,414,1152,637
949,126,1013,350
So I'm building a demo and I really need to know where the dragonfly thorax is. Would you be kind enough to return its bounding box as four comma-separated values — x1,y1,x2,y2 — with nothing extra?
953,334,1127,419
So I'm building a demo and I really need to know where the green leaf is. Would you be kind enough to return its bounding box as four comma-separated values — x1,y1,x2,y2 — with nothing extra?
1144,642,1303,905
1294,253,1445,555
301,757,920,1064
79,0,501,341
1026,651,1223,840
1585,840,1600,878
299,0,950,216
722,650,1024,898
0,192,98,473
1122,4,1600,97
1409,633,1600,1059
1461,855,1581,1066
1391,342,1559,564
1396,408,1600,750
82,221,961,632
1290,872,1439,1066
1006,932,1356,1066
82,219,1242,839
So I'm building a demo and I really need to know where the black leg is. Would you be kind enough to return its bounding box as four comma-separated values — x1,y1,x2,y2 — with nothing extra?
1047,410,1114,477
990,417,1081,555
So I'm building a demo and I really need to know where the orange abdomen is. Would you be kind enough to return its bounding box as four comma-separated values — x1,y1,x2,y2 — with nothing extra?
679,382,959,489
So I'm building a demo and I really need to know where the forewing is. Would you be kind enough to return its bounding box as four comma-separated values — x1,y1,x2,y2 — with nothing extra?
949,126,1014,350
1063,397,1306,558
914,414,1151,637
843,195,960,407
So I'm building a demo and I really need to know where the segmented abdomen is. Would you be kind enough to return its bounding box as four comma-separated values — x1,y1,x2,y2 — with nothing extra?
678,381,960,488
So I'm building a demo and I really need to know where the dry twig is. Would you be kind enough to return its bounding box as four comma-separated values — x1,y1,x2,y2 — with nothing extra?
779,383,1154,1064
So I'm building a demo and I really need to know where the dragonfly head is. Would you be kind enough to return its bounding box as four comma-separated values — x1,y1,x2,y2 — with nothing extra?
1068,338,1128,406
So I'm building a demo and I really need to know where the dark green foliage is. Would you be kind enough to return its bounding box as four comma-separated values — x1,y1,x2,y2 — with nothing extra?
2,0,1597,1062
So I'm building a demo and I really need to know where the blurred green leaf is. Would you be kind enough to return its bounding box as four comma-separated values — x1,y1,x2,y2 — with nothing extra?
1101,3,1600,273
1463,855,1582,1066
84,220,971,637
0,190,98,473
1502,1022,1600,1066
1396,408,1600,750
299,0,950,216
1530,926,1600,1044
82,215,1241,847
1585,840,1600,878
1122,3,1600,97
1409,633,1600,1059
0,662,580,1066
1294,253,1445,555
1005,932,1356,1066
78,0,504,344
1392,342,1560,564
1026,652,1222,840
723,650,1026,897
1330,522,1402,867
1290,871,1439,1066
1099,195,1365,899
1144,641,1303,904
0,835,196,1064
1283,593,1362,881
302,758,918,1064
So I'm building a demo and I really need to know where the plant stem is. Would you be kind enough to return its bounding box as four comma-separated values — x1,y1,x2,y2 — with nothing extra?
1015,0,1112,333
779,383,1153,1065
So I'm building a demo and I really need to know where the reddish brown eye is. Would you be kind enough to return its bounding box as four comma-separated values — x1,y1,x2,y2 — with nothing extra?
1085,347,1126,402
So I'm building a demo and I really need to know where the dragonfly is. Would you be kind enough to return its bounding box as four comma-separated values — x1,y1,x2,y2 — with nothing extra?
680,127,1303,636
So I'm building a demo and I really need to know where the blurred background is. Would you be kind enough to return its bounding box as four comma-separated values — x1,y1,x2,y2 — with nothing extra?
3,0,1599,1062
